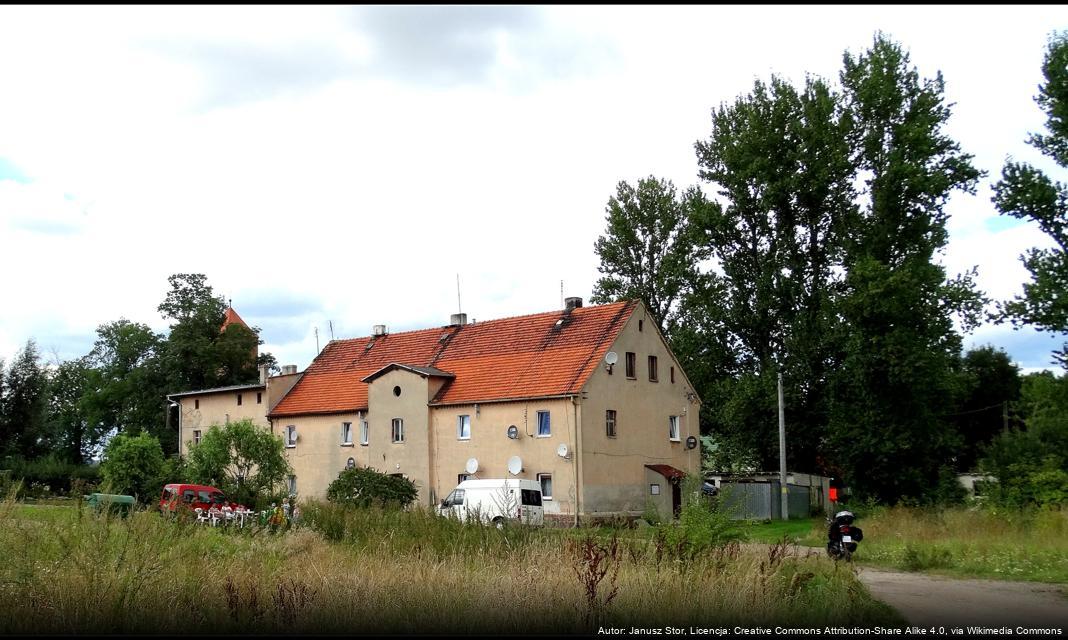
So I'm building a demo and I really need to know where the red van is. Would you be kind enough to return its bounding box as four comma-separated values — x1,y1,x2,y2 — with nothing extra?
159,483,246,515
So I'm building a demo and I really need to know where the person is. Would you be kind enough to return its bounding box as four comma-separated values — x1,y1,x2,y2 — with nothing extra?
291,503,301,524
282,497,291,520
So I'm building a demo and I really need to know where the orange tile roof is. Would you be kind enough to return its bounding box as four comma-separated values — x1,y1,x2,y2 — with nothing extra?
221,307,249,333
269,300,636,417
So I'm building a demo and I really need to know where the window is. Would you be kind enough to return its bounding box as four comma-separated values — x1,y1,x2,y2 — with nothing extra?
538,473,553,501
638,319,643,332
194,399,199,410
392,418,404,443
650,484,661,495
444,489,465,507
458,414,471,440
606,410,617,438
648,355,658,382
193,430,202,445
625,352,636,378
181,489,195,503
393,385,402,397
669,416,680,441
237,393,242,406
359,420,369,446
257,392,262,404
287,475,297,495
341,422,353,446
457,473,471,485
537,411,550,437
670,366,675,384
522,489,543,506
286,425,297,447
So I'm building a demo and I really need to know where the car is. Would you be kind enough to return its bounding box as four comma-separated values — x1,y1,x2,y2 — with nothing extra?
438,479,545,527
159,483,246,515
701,481,719,497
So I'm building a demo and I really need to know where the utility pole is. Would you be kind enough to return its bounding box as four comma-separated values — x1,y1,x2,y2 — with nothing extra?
778,371,788,520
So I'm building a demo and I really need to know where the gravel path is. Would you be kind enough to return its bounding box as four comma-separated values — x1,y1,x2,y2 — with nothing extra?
857,566,1068,629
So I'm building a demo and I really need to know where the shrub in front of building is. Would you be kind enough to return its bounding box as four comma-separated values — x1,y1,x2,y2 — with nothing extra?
326,467,417,509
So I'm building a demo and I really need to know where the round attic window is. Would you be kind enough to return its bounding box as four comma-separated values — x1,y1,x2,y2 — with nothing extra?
393,385,402,397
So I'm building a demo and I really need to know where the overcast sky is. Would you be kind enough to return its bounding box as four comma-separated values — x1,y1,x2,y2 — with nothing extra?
1,5,1066,376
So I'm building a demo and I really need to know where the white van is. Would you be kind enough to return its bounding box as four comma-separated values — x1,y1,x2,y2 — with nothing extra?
438,479,544,527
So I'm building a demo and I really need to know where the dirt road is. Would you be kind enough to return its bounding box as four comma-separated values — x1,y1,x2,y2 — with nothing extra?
858,567,1068,629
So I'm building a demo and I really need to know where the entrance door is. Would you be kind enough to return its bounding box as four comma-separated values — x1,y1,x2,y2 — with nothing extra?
671,480,681,518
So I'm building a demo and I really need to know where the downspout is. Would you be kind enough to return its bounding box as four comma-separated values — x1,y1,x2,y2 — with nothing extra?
571,395,581,527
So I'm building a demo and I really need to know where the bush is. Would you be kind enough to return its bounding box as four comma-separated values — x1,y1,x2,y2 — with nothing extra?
0,455,100,498
185,419,291,509
326,467,417,509
100,432,165,501
657,476,742,559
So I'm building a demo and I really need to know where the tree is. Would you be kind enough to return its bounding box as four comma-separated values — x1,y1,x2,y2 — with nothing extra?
951,346,1022,472
0,340,50,459
81,319,169,449
99,432,166,501
690,72,855,472
992,32,1068,368
46,357,96,464
185,418,291,508
590,176,709,335
827,33,984,503
326,465,418,509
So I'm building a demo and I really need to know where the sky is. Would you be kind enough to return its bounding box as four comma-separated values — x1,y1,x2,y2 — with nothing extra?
1,5,1066,376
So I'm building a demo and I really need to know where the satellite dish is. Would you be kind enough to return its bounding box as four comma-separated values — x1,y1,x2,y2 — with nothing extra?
557,443,570,458
604,351,619,365
465,458,479,475
507,455,523,476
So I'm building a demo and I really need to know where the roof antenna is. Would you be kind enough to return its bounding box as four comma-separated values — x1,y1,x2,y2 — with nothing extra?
314,326,319,354
456,273,462,314
560,280,564,309
329,320,334,341
228,297,232,308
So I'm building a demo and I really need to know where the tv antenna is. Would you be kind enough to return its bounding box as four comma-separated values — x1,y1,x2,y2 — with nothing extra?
314,326,319,354
456,273,462,314
329,320,334,341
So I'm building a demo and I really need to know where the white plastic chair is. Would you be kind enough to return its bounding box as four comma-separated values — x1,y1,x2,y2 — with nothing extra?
194,507,209,525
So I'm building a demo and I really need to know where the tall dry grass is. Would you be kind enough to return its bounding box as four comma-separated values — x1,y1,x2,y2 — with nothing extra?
0,497,900,634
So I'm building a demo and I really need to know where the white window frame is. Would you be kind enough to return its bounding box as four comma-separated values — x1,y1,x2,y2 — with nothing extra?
193,429,202,445
287,475,297,495
536,410,551,437
359,420,369,446
537,473,553,501
286,425,297,447
669,416,680,442
391,418,404,443
341,422,353,446
458,414,471,440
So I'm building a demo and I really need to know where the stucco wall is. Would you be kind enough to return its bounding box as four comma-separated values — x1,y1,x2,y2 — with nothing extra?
178,387,267,456
578,304,701,516
429,398,578,516
364,369,432,504
273,412,365,501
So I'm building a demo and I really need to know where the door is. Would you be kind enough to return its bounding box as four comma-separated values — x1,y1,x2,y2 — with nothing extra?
671,480,681,518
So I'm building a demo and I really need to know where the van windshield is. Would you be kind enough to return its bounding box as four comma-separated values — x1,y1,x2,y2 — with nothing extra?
521,489,542,507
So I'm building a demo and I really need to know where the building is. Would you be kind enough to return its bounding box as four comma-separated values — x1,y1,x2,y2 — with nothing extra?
169,298,702,523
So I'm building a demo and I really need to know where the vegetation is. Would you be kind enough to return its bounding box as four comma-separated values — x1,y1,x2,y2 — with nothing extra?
99,432,166,501
185,418,291,509
325,466,418,509
835,505,1068,583
992,31,1068,368
0,496,902,634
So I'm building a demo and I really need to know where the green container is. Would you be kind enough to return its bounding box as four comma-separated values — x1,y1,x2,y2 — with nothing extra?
85,493,136,516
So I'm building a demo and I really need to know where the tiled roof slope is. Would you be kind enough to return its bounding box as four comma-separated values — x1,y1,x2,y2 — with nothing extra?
221,307,249,332
269,300,636,417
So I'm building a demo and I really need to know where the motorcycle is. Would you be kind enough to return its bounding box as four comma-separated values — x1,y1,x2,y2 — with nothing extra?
826,510,863,561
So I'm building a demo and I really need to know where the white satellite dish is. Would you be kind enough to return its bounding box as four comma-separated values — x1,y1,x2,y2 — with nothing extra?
557,443,570,458
507,455,523,476
465,458,479,475
604,351,619,365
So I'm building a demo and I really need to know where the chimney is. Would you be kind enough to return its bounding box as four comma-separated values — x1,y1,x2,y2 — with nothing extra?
258,364,268,385
450,313,468,326
282,365,298,375
564,296,583,311
373,324,388,336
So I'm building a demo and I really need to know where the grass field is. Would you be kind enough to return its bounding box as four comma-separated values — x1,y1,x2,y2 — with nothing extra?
0,499,902,634
825,505,1068,583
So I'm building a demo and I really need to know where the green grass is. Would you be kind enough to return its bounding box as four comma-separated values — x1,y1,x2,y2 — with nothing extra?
838,505,1068,583
740,517,823,545
0,498,902,634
